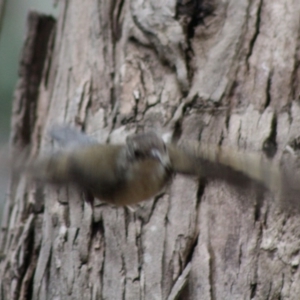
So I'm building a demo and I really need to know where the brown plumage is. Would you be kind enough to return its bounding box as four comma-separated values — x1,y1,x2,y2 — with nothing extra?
28,130,172,205
24,126,300,207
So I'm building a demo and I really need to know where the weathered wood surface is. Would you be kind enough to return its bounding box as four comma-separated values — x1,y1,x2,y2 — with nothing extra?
1,1,300,299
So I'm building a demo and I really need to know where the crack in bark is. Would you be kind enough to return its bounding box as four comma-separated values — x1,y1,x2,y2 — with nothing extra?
143,197,161,226
186,235,199,266
99,219,106,297
64,68,73,122
121,251,126,300
161,197,171,297
290,20,300,102
250,282,257,298
11,12,55,149
111,0,125,42
262,113,277,159
238,243,243,271
109,0,119,111
196,178,206,208
208,242,216,300
279,272,284,299
246,0,263,71
9,214,35,300
264,71,273,109
254,190,263,222
76,78,92,128
263,201,269,227
225,114,231,130
134,226,143,295
41,26,56,90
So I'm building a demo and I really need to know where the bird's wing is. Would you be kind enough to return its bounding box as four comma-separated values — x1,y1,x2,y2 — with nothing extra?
49,125,97,148
167,141,282,192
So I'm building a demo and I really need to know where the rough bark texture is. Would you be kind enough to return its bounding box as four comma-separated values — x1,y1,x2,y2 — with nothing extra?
1,1,300,299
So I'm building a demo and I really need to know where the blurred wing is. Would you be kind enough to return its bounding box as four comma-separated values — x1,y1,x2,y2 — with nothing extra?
167,141,282,192
18,126,97,182
49,125,96,148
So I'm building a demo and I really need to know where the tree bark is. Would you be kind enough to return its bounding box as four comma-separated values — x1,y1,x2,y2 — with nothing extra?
1,1,300,299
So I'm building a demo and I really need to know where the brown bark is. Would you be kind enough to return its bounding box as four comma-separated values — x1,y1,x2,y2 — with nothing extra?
1,1,300,299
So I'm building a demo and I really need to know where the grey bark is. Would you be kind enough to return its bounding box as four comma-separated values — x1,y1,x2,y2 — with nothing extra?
1,1,300,299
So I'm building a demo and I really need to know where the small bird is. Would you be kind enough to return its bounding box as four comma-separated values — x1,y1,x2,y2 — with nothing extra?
23,126,300,207
27,127,172,206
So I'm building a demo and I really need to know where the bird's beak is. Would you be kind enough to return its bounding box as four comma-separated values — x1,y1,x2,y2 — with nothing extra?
151,149,171,169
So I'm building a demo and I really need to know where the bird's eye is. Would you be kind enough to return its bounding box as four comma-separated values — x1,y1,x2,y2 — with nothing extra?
134,149,143,158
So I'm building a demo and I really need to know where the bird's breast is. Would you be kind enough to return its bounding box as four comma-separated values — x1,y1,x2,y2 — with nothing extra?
113,159,171,205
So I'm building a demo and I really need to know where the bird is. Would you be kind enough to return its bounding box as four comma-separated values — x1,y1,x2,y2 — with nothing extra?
26,127,172,206
21,125,300,207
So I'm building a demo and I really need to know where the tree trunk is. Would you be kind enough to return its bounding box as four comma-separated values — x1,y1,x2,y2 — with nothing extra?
1,1,300,299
